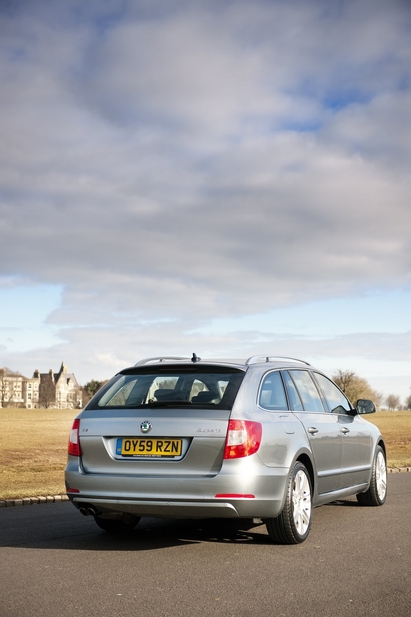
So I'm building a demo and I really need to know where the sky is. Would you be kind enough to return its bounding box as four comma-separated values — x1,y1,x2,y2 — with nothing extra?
1,0,411,404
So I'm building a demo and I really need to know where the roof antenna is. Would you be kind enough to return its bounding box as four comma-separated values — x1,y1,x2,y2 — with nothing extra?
191,353,201,363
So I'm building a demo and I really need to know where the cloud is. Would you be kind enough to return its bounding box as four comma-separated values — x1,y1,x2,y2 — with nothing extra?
0,0,411,394
3,318,411,383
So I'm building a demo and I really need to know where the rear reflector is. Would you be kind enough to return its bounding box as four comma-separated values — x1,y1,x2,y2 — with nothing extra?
223,419,262,459
68,418,81,456
215,494,255,499
66,488,80,494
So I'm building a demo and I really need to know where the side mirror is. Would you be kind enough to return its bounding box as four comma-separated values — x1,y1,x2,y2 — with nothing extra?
355,399,376,414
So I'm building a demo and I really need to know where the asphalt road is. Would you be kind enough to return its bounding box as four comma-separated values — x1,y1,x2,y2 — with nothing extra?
0,473,410,617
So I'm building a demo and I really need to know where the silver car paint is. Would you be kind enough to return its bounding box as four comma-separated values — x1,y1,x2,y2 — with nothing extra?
65,360,384,520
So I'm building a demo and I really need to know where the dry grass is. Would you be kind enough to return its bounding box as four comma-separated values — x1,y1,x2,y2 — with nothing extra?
0,408,410,500
0,408,76,499
366,411,411,468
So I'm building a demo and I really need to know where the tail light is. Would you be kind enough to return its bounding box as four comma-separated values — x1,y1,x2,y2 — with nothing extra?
224,420,262,459
68,418,81,456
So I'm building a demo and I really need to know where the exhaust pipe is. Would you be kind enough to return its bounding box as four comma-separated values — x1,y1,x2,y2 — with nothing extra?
79,504,99,517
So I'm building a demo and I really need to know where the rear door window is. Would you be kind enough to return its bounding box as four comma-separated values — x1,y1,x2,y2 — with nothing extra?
282,371,304,411
286,370,325,412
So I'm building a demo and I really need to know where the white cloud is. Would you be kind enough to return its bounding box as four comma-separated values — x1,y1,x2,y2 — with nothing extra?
0,0,410,399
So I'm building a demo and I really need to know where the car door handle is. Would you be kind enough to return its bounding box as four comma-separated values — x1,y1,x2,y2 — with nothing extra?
308,427,319,435
341,427,350,435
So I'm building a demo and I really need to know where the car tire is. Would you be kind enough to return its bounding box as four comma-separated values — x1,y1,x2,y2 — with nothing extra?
356,445,387,506
266,461,312,544
94,514,140,533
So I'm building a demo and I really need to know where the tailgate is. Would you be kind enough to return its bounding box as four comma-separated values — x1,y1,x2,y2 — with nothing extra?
78,408,231,476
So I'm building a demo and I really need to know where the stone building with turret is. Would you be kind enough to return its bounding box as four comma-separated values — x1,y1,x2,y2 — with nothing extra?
0,362,82,409
38,362,82,409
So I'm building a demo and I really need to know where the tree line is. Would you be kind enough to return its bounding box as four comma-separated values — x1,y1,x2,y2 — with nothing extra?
82,379,108,404
1,366,410,410
83,370,411,411
332,369,411,411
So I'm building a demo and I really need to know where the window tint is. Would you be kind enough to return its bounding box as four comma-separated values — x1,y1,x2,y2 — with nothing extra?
313,373,352,414
282,371,303,411
88,367,244,411
98,376,139,407
259,371,288,410
287,370,325,412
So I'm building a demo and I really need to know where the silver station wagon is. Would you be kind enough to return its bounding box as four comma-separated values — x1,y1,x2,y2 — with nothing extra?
65,355,387,544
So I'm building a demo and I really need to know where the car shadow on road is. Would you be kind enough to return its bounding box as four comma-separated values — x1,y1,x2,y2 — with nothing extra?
77,518,272,552
1,498,367,552
0,511,273,552
328,497,360,507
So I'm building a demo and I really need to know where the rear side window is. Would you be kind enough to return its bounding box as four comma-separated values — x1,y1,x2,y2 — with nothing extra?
282,371,303,410
313,373,352,414
259,371,288,410
87,366,244,411
286,370,325,412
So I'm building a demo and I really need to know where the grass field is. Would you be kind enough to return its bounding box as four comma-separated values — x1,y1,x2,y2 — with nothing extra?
0,408,76,500
366,411,411,468
0,408,410,500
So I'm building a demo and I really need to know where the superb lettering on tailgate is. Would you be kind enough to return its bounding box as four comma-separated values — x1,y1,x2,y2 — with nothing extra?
197,428,222,433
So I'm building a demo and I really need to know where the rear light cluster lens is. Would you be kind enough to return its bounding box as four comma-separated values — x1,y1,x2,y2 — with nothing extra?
68,419,81,456
224,420,262,459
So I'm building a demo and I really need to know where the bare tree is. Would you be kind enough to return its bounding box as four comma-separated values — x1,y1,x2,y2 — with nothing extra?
405,393,411,411
38,374,56,408
332,369,382,407
385,394,401,411
333,370,356,394
0,370,8,408
80,386,91,407
371,390,386,409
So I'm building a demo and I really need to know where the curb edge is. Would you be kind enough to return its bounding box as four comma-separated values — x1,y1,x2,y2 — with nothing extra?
1,467,410,508
0,495,70,508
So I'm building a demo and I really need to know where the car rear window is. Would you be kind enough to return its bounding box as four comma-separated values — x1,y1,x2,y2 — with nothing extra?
259,371,288,410
86,365,245,410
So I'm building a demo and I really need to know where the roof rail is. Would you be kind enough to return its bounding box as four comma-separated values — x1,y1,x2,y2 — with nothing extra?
245,355,311,366
134,356,190,366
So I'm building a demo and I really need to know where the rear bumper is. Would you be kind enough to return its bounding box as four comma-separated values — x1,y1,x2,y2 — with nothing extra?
71,496,248,518
65,459,289,519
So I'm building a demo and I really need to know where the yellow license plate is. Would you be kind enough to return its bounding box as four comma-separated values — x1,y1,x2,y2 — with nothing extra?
117,438,182,457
